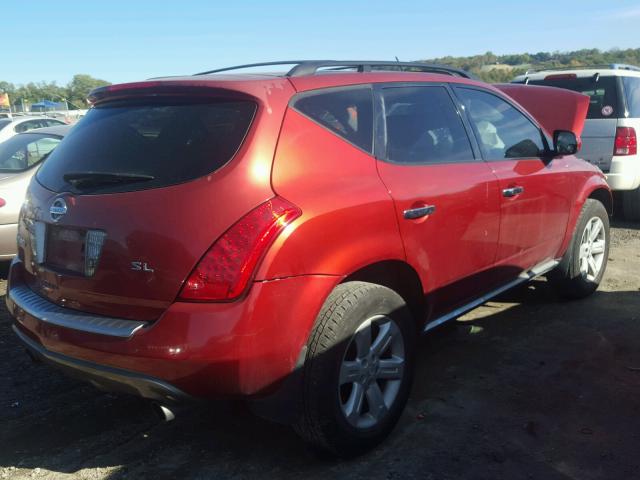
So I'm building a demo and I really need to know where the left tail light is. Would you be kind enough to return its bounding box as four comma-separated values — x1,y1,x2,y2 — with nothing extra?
178,197,301,302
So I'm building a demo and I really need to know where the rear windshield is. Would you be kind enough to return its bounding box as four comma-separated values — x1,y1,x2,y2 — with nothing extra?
526,76,621,119
37,99,257,194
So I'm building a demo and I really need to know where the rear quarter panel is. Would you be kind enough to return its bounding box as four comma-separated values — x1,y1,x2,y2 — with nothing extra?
256,107,405,280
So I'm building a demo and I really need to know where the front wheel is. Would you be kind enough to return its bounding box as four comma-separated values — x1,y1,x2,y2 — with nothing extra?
293,282,415,457
548,199,610,299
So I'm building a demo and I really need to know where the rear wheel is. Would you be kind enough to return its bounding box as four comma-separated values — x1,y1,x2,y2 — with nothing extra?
622,187,640,221
548,199,610,298
293,282,415,457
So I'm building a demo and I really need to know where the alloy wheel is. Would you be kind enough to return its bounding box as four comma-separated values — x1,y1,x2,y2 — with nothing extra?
339,315,405,429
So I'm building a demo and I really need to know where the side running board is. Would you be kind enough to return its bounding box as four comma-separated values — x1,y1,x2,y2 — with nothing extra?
422,259,560,333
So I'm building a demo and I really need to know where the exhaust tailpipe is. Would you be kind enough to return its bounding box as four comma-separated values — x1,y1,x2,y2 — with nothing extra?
25,348,42,364
152,403,175,422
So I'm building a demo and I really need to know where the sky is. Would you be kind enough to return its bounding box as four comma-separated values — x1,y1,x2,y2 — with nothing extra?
4,0,640,85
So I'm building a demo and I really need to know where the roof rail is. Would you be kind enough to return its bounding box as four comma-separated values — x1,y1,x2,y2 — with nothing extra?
194,60,475,79
525,63,640,75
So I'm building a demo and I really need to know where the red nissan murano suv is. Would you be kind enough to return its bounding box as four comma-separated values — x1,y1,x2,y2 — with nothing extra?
7,61,611,456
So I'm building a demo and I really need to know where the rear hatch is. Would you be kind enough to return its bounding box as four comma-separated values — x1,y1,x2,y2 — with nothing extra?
524,75,623,172
17,81,283,321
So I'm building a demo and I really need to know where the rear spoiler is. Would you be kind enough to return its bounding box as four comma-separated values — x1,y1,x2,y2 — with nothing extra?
495,84,590,137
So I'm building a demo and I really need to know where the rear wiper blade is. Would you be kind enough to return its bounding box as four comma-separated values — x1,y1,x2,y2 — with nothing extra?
63,172,155,189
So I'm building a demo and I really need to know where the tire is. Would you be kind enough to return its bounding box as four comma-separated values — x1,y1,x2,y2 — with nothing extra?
548,199,610,299
622,187,640,222
293,281,415,457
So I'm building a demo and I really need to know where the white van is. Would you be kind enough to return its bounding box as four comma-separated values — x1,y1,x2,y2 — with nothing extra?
513,64,640,220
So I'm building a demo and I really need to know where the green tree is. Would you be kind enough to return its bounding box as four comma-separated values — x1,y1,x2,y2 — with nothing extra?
66,74,111,107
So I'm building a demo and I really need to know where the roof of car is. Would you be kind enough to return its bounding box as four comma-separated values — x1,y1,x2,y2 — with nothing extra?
514,64,640,82
10,116,66,124
20,125,72,137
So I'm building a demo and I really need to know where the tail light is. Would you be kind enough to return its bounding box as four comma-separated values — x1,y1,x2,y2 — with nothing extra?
178,197,301,302
0,198,5,207
614,127,637,156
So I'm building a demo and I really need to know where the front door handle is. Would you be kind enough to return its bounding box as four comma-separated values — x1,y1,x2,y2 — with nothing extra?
403,205,436,220
502,186,524,197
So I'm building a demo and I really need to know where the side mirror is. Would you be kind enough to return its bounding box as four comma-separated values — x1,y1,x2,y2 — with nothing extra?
553,130,579,156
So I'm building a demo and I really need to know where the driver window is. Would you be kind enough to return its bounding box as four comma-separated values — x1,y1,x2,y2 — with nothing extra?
455,87,545,159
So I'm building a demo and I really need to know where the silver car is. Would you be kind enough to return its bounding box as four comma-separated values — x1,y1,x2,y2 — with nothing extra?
513,64,640,220
0,125,70,258
0,116,67,143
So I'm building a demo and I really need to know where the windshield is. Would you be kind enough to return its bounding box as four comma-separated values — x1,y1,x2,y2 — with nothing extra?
0,133,62,172
37,98,257,194
526,76,622,119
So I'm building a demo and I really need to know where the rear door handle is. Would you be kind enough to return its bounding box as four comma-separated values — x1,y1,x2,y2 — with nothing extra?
502,186,524,197
403,205,436,220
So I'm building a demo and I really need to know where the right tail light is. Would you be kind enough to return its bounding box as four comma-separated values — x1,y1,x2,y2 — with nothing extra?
614,127,637,156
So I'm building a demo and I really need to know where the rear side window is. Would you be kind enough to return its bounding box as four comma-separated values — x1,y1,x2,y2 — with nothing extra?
455,87,545,160
15,120,47,133
382,86,474,164
622,77,640,118
292,87,373,153
527,76,621,119
37,99,257,194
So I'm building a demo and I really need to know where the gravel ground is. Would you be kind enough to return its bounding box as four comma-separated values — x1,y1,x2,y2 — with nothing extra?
0,221,638,480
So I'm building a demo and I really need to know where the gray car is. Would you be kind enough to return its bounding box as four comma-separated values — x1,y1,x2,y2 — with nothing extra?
513,64,640,220
0,125,71,258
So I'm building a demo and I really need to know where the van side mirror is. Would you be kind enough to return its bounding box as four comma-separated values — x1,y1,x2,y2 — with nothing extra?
553,130,579,156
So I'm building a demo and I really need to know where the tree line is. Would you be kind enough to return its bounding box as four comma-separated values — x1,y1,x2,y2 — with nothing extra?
2,48,639,107
422,47,640,83
0,74,111,110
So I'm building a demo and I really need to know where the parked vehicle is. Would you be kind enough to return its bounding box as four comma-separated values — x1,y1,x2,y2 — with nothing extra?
7,61,611,456
512,64,640,220
0,116,67,144
0,125,70,258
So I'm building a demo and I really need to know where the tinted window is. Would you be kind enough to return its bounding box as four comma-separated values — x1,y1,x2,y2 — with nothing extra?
382,86,474,164
0,133,61,172
0,119,10,131
44,119,65,127
455,88,545,160
527,76,621,119
37,99,256,194
293,87,373,152
15,120,45,133
623,77,640,118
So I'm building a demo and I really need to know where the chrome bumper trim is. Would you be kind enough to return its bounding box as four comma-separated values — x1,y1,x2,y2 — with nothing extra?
8,285,147,338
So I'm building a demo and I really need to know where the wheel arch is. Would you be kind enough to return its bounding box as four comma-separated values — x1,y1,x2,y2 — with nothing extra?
588,187,613,215
557,177,612,258
341,260,425,330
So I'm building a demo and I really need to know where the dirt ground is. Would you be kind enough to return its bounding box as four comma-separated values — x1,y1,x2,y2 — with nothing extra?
1,220,638,480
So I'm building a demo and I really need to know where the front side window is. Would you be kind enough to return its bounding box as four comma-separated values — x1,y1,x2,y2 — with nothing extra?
455,87,545,160
0,133,61,172
292,87,373,153
382,86,474,164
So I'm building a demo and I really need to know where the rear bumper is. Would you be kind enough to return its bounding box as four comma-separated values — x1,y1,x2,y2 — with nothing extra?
7,259,340,399
0,223,17,259
606,155,640,191
13,324,190,404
